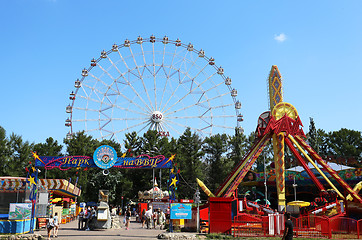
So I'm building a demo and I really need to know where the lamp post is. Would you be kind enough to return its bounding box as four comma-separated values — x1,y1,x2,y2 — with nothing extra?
194,188,201,233
263,155,268,205
147,146,159,201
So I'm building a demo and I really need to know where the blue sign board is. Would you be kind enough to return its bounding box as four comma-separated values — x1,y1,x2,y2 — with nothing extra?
93,145,118,169
170,203,192,219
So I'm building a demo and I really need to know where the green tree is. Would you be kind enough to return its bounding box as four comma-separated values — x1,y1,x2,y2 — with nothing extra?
327,128,362,166
32,137,64,179
176,128,204,199
123,131,142,156
33,137,63,156
203,133,230,193
63,131,97,156
307,117,319,153
0,126,11,176
63,131,98,202
7,133,34,176
227,128,247,168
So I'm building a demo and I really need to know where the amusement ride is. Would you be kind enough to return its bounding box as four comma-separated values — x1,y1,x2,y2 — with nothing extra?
197,65,362,227
65,35,243,142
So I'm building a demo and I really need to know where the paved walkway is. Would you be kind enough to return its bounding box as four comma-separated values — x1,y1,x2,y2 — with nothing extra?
36,217,167,240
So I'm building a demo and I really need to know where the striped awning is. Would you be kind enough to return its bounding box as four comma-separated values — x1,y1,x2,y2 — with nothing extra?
0,177,27,192
38,179,81,197
0,177,81,197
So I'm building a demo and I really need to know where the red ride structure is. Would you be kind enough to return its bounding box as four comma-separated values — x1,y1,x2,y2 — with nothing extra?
196,66,362,237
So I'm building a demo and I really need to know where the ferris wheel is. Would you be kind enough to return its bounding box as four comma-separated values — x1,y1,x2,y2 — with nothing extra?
65,35,244,142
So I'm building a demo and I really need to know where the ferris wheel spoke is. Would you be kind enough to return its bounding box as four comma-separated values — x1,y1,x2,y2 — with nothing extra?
83,128,100,133
159,70,184,113
101,119,151,139
72,118,107,122
100,119,111,130
81,82,105,103
114,50,154,113
112,104,149,117
113,117,151,121
73,105,101,112
159,53,200,112
162,121,182,135
137,120,153,134
212,124,235,129
137,44,156,112
177,50,198,85
166,43,180,78
152,43,158,110
163,118,209,134
128,46,155,111
149,122,155,131
165,92,232,117
105,76,153,114
159,122,167,132
140,43,147,66
77,94,112,110
162,66,218,115
97,62,119,87
158,65,170,109
166,114,235,120
199,92,231,107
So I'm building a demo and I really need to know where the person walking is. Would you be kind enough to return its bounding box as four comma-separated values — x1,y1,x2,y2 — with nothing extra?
84,207,91,230
46,215,55,240
125,207,132,230
78,208,84,230
141,209,146,228
53,212,59,238
152,209,158,229
282,212,294,240
157,208,166,230
144,207,153,229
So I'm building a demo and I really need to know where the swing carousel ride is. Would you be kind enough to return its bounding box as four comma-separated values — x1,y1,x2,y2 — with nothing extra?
197,65,362,219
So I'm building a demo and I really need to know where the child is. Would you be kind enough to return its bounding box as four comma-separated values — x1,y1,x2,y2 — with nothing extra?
47,215,55,240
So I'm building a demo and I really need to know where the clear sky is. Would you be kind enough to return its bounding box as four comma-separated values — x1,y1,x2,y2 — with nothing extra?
1,0,362,149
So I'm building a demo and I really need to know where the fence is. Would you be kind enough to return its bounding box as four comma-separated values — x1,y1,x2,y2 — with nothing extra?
231,214,362,239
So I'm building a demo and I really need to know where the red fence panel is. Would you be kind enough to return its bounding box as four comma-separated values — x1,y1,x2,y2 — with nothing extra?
231,213,359,239
357,219,361,239
330,217,358,239
291,215,330,239
232,216,268,237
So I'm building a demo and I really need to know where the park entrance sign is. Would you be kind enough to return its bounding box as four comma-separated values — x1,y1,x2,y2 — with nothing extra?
34,145,173,170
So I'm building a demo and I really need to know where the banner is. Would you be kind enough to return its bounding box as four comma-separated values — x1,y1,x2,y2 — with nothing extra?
170,203,192,219
36,155,172,169
113,156,172,169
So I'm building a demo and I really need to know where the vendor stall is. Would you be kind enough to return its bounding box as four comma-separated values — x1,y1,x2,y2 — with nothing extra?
0,177,81,233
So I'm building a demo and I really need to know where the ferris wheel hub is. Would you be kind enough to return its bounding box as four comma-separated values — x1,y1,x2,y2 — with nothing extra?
151,111,163,123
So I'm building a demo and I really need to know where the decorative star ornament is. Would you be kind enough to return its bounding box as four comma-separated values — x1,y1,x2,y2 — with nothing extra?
28,176,37,186
170,176,178,188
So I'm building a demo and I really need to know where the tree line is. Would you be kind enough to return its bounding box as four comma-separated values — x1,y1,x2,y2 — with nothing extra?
0,118,361,205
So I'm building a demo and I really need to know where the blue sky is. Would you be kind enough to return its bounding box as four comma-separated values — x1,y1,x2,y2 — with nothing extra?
1,0,362,148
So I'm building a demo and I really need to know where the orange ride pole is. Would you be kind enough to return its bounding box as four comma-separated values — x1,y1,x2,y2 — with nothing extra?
273,132,286,211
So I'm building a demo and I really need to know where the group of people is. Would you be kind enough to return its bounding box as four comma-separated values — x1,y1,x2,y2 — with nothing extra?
78,206,97,231
46,212,59,240
141,207,166,230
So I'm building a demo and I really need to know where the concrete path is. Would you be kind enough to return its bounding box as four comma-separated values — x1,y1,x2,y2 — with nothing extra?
36,217,167,240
